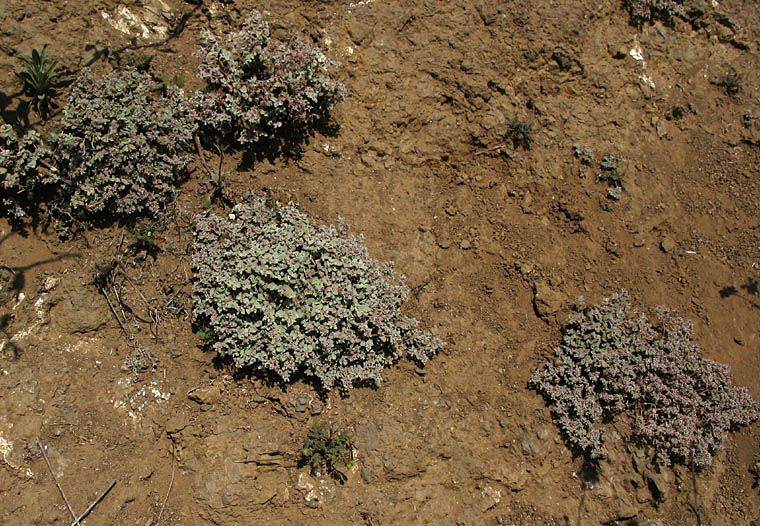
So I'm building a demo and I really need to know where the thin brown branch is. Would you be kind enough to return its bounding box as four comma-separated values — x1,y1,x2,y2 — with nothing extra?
474,143,505,156
68,480,116,526
156,443,176,526
36,438,81,525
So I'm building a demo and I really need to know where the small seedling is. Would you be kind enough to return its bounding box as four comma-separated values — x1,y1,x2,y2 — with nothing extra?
16,45,64,117
573,144,594,165
718,71,742,96
743,110,756,129
301,421,355,481
201,170,229,209
200,144,233,209
508,120,533,150
196,327,215,346
124,53,153,72
668,105,685,120
161,73,185,90
127,221,162,253
598,154,623,187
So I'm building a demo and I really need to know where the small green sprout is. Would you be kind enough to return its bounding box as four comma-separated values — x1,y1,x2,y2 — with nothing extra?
301,421,355,482
508,120,533,150
161,73,185,90
598,154,624,187
16,45,64,117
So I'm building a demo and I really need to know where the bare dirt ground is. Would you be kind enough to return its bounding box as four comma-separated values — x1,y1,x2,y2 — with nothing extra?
1,0,759,525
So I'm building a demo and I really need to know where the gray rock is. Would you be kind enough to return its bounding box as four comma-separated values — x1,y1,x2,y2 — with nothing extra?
293,396,309,413
644,469,670,502
0,266,18,307
660,237,676,253
515,261,534,276
521,436,545,457
532,281,569,320
310,400,324,415
166,414,189,435
305,478,336,507
613,497,638,520
57,284,110,334
347,19,373,45
188,384,223,405
475,3,499,26
355,424,381,452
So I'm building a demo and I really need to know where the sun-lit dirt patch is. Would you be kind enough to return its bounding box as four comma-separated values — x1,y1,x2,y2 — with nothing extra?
1,0,759,525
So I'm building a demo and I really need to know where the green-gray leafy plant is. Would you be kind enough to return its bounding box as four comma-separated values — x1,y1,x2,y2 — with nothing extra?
192,198,442,391
53,69,196,221
572,144,594,165
0,124,57,219
531,290,759,467
626,0,685,23
190,10,347,146
598,154,623,186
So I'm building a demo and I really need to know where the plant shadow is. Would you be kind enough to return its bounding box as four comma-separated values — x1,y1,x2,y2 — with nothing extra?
718,277,759,309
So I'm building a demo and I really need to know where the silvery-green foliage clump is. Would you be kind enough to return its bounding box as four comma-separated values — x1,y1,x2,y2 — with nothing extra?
192,198,441,391
190,10,346,145
53,69,196,220
627,0,685,22
0,124,56,219
530,290,758,467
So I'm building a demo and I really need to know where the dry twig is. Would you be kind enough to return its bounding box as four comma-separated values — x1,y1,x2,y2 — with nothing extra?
475,143,505,155
156,442,176,526
37,438,81,525
69,480,116,526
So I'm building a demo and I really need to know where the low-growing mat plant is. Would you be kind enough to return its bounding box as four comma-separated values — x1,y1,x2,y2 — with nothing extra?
53,68,197,222
192,197,442,391
530,290,759,468
0,124,57,219
626,0,685,24
190,9,347,147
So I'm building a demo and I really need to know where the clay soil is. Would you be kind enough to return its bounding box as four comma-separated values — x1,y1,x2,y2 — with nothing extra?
1,0,760,525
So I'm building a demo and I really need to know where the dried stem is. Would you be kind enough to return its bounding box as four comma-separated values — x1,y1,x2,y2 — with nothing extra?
156,443,176,526
36,437,81,525
68,480,116,526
